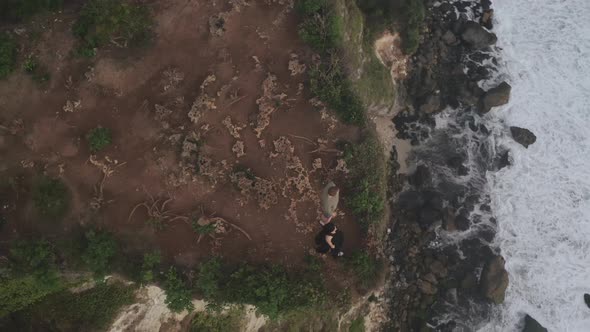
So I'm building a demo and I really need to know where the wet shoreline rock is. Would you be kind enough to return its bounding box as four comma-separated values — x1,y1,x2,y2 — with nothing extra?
481,81,512,113
523,315,548,332
461,21,498,49
510,126,537,148
480,255,509,304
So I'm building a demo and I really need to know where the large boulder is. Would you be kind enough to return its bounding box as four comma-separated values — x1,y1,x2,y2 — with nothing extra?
481,81,511,113
480,254,509,304
510,126,537,148
522,315,548,332
461,21,497,49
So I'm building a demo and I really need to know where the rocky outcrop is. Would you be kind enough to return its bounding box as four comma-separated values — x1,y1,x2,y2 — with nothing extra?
523,315,548,332
510,126,537,148
461,21,497,49
480,255,509,304
481,81,511,112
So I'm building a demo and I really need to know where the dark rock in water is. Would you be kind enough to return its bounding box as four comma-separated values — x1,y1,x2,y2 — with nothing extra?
398,190,425,211
481,81,511,113
510,126,537,148
420,95,442,114
461,21,497,49
409,165,432,188
423,190,444,211
480,9,494,29
493,150,511,170
584,293,590,309
523,315,548,332
442,30,459,46
480,255,509,304
454,214,470,231
419,207,442,227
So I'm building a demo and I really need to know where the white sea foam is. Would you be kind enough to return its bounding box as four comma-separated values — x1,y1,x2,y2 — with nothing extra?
480,0,590,331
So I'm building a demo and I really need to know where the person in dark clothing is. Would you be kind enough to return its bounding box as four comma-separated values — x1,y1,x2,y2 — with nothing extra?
315,222,344,257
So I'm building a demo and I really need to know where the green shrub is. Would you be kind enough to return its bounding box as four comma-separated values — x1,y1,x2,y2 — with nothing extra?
190,307,244,332
298,12,342,53
402,0,425,54
86,126,112,153
195,259,325,320
309,58,365,125
82,230,117,278
0,0,62,23
0,274,63,317
342,135,386,229
163,267,194,313
10,240,58,283
141,251,161,283
295,0,329,15
0,33,17,79
32,176,70,220
346,251,381,289
23,282,135,330
73,0,152,57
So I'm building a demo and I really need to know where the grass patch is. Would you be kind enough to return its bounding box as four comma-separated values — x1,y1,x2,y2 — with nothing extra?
73,0,153,57
190,306,244,332
341,134,386,230
86,126,113,153
0,33,17,79
23,55,51,83
32,176,70,220
163,267,194,313
195,258,326,320
346,251,382,289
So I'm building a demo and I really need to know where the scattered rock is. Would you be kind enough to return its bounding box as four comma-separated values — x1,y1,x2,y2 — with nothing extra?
480,255,509,304
63,100,81,113
208,15,226,36
232,141,245,158
441,30,458,46
523,315,548,332
510,126,537,148
419,95,442,114
288,54,306,76
417,279,437,295
481,81,511,113
493,150,511,170
461,21,497,49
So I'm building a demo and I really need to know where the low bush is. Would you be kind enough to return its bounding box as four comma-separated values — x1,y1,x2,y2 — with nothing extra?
163,267,194,313
349,316,366,332
309,57,365,125
195,259,326,320
296,0,341,54
82,230,117,278
86,126,112,153
73,0,152,57
402,0,426,54
0,33,17,79
0,274,63,318
10,240,58,283
141,251,161,283
32,176,70,220
347,251,381,289
190,307,244,332
342,135,386,229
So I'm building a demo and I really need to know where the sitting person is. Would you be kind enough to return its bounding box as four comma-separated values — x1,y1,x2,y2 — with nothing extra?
315,222,344,257
319,181,339,225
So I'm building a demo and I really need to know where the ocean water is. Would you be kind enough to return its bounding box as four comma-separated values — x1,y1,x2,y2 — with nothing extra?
481,0,590,330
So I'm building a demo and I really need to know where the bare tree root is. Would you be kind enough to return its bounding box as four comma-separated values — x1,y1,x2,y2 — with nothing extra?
89,155,126,211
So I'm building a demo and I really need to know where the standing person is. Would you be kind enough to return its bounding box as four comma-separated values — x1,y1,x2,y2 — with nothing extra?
315,223,344,257
319,181,339,225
